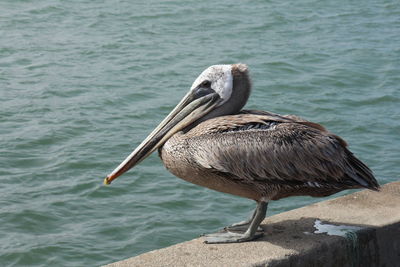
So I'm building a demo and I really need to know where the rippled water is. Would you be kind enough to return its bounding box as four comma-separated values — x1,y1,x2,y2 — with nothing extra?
1,0,399,266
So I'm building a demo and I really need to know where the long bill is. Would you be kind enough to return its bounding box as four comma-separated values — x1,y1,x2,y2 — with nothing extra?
104,91,221,185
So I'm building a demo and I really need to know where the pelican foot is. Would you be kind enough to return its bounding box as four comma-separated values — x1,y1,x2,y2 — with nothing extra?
204,201,268,244
203,231,264,244
224,223,263,233
228,219,250,228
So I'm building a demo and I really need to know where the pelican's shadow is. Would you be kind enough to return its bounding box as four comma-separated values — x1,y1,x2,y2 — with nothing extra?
254,217,381,267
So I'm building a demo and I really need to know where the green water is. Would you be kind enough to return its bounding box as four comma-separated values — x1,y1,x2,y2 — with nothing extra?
1,0,399,266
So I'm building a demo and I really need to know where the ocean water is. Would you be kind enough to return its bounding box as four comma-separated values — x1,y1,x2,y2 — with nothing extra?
1,0,399,266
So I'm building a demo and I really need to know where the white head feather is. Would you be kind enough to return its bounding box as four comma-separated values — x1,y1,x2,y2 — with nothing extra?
190,65,233,105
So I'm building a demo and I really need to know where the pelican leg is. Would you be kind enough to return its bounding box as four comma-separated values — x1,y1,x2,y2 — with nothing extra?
224,208,262,233
204,201,268,244
226,209,256,228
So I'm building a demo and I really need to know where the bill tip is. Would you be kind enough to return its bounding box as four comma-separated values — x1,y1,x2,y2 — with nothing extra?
103,177,111,185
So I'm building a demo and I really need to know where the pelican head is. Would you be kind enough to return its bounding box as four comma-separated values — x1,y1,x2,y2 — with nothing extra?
104,63,251,184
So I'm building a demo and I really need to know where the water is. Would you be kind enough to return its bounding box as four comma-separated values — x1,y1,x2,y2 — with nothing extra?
1,0,399,266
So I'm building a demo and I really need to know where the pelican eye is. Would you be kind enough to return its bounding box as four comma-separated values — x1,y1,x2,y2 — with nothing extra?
201,80,211,88
193,80,215,99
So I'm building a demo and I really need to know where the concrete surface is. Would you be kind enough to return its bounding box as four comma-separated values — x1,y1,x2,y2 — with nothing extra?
104,181,400,267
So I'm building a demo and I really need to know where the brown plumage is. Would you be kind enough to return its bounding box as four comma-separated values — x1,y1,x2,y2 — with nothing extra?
105,63,379,244
160,111,379,202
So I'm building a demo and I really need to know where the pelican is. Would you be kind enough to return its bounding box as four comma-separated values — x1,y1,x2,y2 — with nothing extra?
104,64,379,243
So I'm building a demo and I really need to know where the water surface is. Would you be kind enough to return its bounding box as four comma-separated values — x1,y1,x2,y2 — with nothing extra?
1,0,399,266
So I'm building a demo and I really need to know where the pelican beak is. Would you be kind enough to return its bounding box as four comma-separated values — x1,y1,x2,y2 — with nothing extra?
104,90,221,185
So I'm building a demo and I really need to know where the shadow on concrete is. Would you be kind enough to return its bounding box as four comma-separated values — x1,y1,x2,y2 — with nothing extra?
253,217,383,267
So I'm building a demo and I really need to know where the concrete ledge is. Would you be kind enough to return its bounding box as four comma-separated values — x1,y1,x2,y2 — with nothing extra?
105,182,400,267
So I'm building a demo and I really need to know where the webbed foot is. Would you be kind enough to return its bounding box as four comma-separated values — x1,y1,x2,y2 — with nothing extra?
203,201,269,244
224,223,263,233
204,231,264,244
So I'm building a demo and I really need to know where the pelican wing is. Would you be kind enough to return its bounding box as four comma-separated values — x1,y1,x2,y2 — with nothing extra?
189,111,378,190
